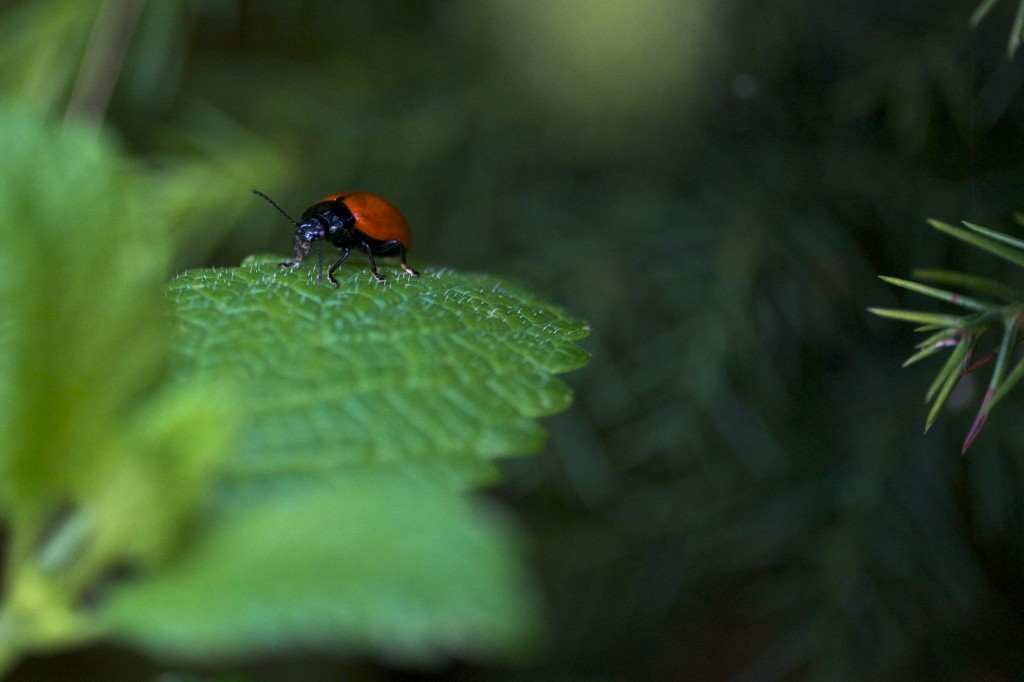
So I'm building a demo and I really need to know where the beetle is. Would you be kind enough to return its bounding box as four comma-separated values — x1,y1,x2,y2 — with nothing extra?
252,189,419,286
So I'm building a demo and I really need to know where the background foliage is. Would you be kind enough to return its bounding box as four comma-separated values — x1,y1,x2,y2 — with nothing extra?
3,0,1024,679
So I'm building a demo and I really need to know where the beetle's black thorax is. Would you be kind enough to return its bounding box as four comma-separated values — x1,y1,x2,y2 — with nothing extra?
302,199,400,255
302,200,358,248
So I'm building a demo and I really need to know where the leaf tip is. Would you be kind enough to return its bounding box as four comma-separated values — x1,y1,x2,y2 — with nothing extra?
963,388,996,453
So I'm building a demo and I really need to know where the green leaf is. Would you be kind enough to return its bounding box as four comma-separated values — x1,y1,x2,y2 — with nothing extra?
962,315,1021,451
914,329,959,350
83,386,236,569
0,104,236,671
867,307,965,328
99,473,540,664
978,0,1024,58
972,0,1002,27
927,219,1024,270
925,335,972,406
961,221,1024,252
877,276,987,311
0,105,230,546
990,314,1019,388
1012,0,1024,58
975,313,1024,418
169,256,591,491
924,339,971,431
902,342,955,368
986,352,1024,414
0,107,170,510
903,328,961,366
911,269,1024,304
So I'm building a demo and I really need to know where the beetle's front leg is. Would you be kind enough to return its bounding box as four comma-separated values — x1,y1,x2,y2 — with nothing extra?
279,237,307,269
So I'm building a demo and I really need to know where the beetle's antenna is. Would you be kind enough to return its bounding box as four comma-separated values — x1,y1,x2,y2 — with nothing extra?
251,189,299,226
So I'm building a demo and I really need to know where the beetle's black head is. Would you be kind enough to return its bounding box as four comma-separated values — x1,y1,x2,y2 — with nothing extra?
295,217,326,249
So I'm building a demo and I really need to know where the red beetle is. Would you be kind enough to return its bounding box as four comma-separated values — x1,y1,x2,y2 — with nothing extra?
253,189,419,286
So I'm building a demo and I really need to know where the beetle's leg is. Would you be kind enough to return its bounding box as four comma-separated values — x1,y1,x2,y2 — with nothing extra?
327,248,351,287
363,244,388,283
375,240,419,277
316,242,323,286
280,236,306,269
396,243,419,277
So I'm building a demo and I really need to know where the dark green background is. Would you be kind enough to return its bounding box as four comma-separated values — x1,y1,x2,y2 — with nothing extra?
8,0,1024,679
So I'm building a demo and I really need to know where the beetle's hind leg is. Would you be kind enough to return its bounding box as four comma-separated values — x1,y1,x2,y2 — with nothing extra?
397,243,419,277
378,240,419,277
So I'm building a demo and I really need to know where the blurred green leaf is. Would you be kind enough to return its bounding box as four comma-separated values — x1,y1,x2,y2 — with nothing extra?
0,1,100,115
912,269,1024,303
100,473,540,663
1012,0,1024,57
876,219,1024,449
970,0,1024,57
0,103,234,671
0,102,230,531
866,308,965,327
986,350,1024,413
924,337,971,430
961,220,1024,250
84,385,235,569
877,276,987,311
962,315,1020,450
928,219,1024,269
169,257,591,491
972,0,1002,26
0,105,170,511
902,340,955,368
